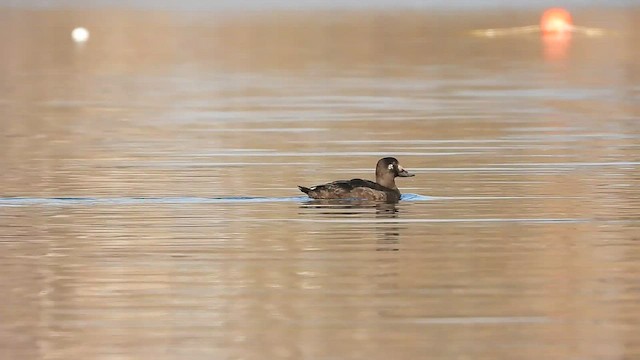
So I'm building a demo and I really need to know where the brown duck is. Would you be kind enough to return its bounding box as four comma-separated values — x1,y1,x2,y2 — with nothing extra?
298,157,415,202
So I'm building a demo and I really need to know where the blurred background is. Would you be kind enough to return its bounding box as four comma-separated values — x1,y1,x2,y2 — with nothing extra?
1,1,639,360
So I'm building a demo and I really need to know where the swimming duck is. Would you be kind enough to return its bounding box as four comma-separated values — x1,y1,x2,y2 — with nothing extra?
298,157,415,202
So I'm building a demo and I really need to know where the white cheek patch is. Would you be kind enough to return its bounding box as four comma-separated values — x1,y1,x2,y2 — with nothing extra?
388,164,394,170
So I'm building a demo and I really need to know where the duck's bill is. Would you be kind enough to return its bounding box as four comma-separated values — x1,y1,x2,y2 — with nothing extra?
398,168,415,177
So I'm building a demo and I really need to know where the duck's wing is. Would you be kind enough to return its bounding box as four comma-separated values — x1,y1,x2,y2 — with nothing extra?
344,179,387,191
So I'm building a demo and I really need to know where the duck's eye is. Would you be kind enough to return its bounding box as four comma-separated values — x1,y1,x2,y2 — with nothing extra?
388,163,394,170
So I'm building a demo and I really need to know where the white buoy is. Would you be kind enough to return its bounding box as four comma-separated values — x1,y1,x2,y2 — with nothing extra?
71,27,90,43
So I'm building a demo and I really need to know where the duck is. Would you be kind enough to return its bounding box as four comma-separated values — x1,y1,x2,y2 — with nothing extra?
298,157,415,202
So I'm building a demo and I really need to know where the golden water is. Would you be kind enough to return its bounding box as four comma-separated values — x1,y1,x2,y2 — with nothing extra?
1,7,640,360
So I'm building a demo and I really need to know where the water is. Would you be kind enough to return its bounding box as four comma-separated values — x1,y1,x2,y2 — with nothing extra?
1,7,640,360
2,0,632,10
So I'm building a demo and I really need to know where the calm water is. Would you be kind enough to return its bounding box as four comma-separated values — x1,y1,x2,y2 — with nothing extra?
1,7,640,360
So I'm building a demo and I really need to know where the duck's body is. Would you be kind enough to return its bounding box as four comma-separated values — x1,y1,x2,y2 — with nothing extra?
298,157,414,202
299,178,401,202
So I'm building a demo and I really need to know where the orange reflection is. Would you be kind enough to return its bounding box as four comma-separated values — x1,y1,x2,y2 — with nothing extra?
541,8,573,62
540,8,574,34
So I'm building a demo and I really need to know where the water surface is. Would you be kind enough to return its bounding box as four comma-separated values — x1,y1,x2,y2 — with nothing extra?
1,7,640,360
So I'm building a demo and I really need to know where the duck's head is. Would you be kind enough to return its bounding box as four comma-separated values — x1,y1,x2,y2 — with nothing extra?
377,157,414,178
376,157,414,189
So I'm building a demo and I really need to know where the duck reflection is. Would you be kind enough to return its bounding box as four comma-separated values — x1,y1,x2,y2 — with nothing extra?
374,202,400,251
300,200,401,251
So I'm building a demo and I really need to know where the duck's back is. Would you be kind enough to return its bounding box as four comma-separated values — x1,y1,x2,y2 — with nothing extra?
298,178,399,201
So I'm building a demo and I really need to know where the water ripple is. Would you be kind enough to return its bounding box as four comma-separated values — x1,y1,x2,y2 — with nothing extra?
0,194,436,207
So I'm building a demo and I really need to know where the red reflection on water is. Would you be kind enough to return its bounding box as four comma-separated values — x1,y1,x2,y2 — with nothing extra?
541,8,573,62
540,8,573,34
